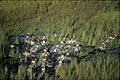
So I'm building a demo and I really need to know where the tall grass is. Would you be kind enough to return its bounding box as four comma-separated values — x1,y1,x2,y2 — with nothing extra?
0,1,119,45
56,57,119,80
0,0,119,79
0,56,119,80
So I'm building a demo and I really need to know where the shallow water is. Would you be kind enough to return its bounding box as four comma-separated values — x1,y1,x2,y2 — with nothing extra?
1,32,120,79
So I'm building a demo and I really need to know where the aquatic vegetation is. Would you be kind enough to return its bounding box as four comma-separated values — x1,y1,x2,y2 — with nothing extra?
0,1,120,80
0,31,119,79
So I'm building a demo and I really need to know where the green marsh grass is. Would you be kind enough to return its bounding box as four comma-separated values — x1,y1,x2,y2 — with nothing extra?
0,1,119,79
56,57,119,80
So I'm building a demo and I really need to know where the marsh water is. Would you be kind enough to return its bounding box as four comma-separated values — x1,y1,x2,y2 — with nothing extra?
0,30,120,79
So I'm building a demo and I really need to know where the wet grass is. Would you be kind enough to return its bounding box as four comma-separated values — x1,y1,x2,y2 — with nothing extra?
0,1,119,45
56,57,119,80
0,56,119,80
0,0,120,80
